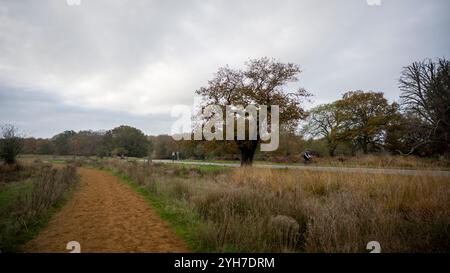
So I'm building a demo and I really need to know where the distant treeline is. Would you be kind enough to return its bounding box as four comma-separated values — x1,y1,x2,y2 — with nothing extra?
22,125,149,158
20,129,336,160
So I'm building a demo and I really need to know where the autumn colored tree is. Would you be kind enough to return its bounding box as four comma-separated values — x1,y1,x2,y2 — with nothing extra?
335,91,397,154
69,131,104,157
195,57,310,166
36,139,54,155
151,134,179,159
22,138,37,154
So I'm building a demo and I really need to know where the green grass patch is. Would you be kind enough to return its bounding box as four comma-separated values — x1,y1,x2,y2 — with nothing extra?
0,180,33,210
195,164,230,173
180,164,230,174
51,159,66,164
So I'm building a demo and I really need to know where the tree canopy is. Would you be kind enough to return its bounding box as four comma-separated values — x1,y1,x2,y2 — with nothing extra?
0,124,23,164
196,57,310,165
105,125,149,158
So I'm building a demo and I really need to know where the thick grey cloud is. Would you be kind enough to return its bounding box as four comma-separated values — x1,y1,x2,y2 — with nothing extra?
0,85,175,137
0,0,449,137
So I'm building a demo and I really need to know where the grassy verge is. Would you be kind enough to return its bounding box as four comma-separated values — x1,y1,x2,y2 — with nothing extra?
0,164,79,252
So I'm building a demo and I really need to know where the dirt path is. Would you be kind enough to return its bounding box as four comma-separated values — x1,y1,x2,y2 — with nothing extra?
24,168,189,253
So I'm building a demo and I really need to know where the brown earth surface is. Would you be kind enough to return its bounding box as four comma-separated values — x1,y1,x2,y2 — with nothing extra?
24,167,189,253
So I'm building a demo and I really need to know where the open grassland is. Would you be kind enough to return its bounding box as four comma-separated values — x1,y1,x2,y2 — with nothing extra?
84,158,449,253
4,155,448,253
0,162,78,252
311,154,450,170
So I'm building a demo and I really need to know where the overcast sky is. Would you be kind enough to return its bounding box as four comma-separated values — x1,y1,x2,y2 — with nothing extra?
0,0,448,138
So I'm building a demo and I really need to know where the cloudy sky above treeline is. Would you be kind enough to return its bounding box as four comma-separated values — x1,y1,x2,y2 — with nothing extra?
0,0,448,137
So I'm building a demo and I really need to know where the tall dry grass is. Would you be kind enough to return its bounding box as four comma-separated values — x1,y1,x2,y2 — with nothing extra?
0,164,78,251
313,154,450,170
93,159,450,253
22,164,78,216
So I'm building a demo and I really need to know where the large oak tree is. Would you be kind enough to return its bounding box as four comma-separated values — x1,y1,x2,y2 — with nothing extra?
335,91,397,154
195,57,310,166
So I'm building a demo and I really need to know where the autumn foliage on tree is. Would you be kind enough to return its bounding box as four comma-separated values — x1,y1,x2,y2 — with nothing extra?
335,91,398,154
195,57,310,166
303,91,398,156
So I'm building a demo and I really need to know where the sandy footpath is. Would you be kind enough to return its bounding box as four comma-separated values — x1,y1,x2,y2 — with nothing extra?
24,168,189,253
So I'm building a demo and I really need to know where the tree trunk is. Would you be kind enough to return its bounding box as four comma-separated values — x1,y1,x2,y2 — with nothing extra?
445,131,450,159
362,145,368,154
238,140,259,166
361,138,369,154
328,144,337,157
147,153,152,166
147,148,153,165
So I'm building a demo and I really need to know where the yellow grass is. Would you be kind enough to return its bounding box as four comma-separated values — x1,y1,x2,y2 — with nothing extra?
96,158,449,253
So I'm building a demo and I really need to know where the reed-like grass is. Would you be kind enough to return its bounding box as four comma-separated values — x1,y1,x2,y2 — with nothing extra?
91,159,450,253
0,164,78,252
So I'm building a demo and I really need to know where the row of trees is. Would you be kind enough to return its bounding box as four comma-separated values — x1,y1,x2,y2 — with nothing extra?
303,91,397,156
21,125,149,159
302,58,449,158
192,57,449,164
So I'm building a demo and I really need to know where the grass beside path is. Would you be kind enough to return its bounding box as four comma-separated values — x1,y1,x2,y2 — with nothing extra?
107,168,207,252
0,164,79,252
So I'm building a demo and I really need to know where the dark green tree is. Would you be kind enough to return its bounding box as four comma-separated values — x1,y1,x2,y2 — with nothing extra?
108,125,149,157
0,124,23,164
52,130,76,155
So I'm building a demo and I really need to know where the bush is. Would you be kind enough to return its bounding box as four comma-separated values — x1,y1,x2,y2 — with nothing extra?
0,125,23,165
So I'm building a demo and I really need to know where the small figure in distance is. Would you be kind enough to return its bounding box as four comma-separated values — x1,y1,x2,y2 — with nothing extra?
303,151,312,165
171,151,176,162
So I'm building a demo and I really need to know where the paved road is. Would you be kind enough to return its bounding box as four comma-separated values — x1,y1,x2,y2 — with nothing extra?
151,159,450,177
